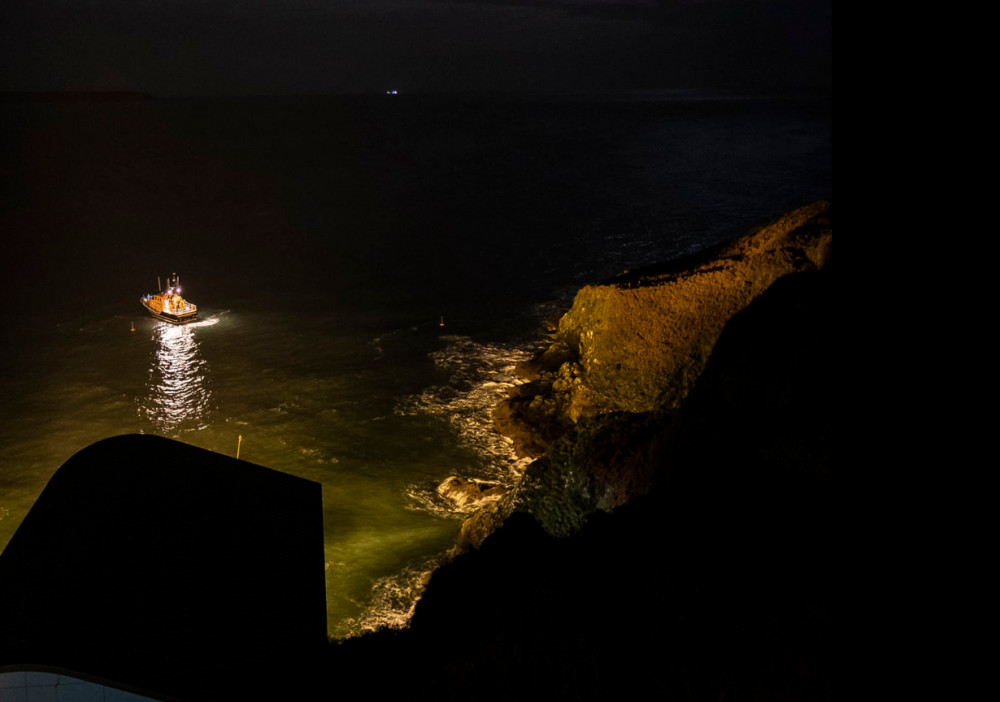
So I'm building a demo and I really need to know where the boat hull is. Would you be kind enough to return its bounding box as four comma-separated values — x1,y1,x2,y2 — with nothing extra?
141,298,198,325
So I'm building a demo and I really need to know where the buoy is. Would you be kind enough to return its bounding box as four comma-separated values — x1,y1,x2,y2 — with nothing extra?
130,321,135,333
439,315,445,328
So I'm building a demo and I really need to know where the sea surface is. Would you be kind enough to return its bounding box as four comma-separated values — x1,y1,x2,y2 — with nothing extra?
0,91,831,637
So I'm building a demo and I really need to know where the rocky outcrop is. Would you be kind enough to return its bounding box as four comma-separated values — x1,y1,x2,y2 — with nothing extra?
436,476,504,511
337,225,835,701
461,202,833,549
458,410,669,547
494,201,832,460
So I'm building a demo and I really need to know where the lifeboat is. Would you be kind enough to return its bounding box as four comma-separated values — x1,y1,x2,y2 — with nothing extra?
141,273,198,325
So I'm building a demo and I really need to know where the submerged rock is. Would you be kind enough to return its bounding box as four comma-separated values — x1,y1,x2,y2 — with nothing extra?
436,476,505,511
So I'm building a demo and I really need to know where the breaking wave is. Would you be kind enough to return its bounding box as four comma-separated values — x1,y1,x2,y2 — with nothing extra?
329,553,445,639
347,307,560,637
396,334,536,517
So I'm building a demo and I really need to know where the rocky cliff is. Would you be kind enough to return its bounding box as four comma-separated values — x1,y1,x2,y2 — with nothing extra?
333,203,834,700
495,200,832,455
460,201,832,546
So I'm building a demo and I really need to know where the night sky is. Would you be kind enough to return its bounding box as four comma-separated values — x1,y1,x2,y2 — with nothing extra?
2,0,831,96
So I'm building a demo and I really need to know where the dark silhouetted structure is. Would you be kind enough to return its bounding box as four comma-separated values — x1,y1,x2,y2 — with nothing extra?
0,434,326,701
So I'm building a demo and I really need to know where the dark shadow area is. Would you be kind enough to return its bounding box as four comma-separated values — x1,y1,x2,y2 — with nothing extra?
329,265,833,701
0,434,327,700
0,263,832,701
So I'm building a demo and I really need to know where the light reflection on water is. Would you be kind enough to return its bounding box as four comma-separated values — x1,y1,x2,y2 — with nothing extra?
139,321,212,434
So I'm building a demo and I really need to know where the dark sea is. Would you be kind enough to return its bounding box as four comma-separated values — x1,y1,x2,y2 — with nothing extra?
0,91,831,638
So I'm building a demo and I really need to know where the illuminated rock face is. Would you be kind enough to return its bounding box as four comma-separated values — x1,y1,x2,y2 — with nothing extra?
403,243,834,702
474,202,833,545
437,476,504,511
496,201,832,457
564,201,832,415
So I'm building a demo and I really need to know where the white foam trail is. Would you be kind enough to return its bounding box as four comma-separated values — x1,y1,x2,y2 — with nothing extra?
186,310,227,328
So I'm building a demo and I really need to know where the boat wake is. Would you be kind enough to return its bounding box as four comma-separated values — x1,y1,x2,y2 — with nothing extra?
185,310,228,328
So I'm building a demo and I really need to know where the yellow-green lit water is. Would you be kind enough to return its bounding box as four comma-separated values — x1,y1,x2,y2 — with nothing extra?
0,93,831,637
